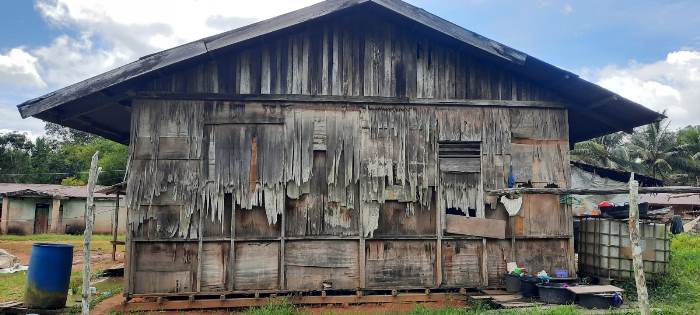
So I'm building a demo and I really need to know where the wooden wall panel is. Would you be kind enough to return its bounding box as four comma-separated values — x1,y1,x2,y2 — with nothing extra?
200,242,230,291
512,239,573,277
510,108,568,140
442,240,483,287
135,205,191,240
234,242,279,290
509,194,571,237
140,11,561,103
486,240,511,287
365,240,435,288
486,239,574,287
127,100,575,295
133,242,198,294
286,151,359,237
372,201,435,237
202,195,232,238
510,142,569,187
285,241,359,290
235,208,280,238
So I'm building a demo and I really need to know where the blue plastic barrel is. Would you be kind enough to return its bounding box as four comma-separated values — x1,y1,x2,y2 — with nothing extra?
24,243,74,309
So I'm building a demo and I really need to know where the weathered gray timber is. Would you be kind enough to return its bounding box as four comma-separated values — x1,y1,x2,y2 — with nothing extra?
16,0,664,303
125,98,575,294
17,0,661,144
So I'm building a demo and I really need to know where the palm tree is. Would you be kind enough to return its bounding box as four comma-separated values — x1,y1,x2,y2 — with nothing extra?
626,118,680,180
571,132,632,170
676,125,700,185
677,125,700,160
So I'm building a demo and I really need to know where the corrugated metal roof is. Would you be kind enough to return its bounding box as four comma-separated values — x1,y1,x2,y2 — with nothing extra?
571,161,663,187
0,183,113,199
640,193,700,206
16,0,663,144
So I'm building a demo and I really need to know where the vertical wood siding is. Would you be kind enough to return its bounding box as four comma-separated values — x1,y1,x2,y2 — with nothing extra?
125,10,573,294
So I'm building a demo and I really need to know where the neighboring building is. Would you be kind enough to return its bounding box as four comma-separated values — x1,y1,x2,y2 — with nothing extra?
17,0,661,303
0,184,126,235
571,161,663,216
640,193,700,220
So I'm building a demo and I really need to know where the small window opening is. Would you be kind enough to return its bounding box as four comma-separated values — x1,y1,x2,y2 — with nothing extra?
446,207,477,217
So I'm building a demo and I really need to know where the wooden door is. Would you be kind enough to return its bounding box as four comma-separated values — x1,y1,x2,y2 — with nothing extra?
34,203,50,234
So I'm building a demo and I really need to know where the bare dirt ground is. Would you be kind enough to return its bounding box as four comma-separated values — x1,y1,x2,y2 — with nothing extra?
0,237,125,272
3,236,466,314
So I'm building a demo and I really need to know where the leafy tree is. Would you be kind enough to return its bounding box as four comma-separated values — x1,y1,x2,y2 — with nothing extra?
45,122,99,145
61,176,86,186
0,132,34,183
626,119,678,179
62,138,128,185
675,125,700,184
0,125,127,186
571,132,631,170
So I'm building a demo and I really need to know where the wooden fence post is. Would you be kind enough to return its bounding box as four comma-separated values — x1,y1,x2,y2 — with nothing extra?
82,152,101,315
112,192,119,261
628,174,650,315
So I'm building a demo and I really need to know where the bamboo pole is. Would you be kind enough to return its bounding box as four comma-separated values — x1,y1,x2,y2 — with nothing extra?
488,186,700,196
628,174,650,315
82,152,101,315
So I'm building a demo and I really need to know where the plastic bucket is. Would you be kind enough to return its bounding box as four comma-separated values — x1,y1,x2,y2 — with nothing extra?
24,243,74,309
504,274,521,293
536,283,576,304
577,293,621,309
519,276,540,298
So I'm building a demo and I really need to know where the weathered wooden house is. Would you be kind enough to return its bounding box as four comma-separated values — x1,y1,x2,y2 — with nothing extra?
17,0,662,303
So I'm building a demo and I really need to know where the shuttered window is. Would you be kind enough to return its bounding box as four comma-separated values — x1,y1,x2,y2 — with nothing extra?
438,141,481,173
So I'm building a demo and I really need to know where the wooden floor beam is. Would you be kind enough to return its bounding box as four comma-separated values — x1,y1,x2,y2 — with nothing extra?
119,293,464,312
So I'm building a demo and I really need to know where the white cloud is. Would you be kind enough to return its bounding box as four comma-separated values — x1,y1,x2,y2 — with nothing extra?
0,48,46,88
0,102,45,140
0,0,321,135
27,0,320,87
591,50,700,129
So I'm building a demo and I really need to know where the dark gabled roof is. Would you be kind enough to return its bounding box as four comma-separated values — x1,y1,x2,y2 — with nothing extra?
17,0,663,144
571,161,664,187
0,183,113,198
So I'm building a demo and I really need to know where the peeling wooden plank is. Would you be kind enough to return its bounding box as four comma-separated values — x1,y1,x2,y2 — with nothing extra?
445,215,505,239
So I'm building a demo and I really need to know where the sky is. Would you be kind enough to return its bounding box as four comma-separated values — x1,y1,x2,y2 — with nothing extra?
1,0,700,139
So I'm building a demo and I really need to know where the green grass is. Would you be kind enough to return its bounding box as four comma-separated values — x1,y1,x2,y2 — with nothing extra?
0,233,123,242
649,234,700,313
0,271,27,302
236,301,581,315
239,299,299,315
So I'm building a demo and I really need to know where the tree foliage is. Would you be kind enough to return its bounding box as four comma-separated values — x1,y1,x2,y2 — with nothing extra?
0,124,127,186
573,118,700,186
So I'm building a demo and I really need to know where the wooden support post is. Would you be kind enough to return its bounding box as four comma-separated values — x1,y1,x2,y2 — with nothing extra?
436,192,443,288
280,203,286,290
111,192,120,261
1,196,10,234
228,204,236,291
50,198,62,233
82,152,101,315
196,206,204,292
359,196,366,289
481,238,488,287
628,174,650,315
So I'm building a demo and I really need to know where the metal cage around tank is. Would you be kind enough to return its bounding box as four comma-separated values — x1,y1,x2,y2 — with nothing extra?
576,217,670,280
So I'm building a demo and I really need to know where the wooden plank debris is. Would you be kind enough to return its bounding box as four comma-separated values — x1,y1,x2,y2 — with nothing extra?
445,215,506,239
567,285,624,295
